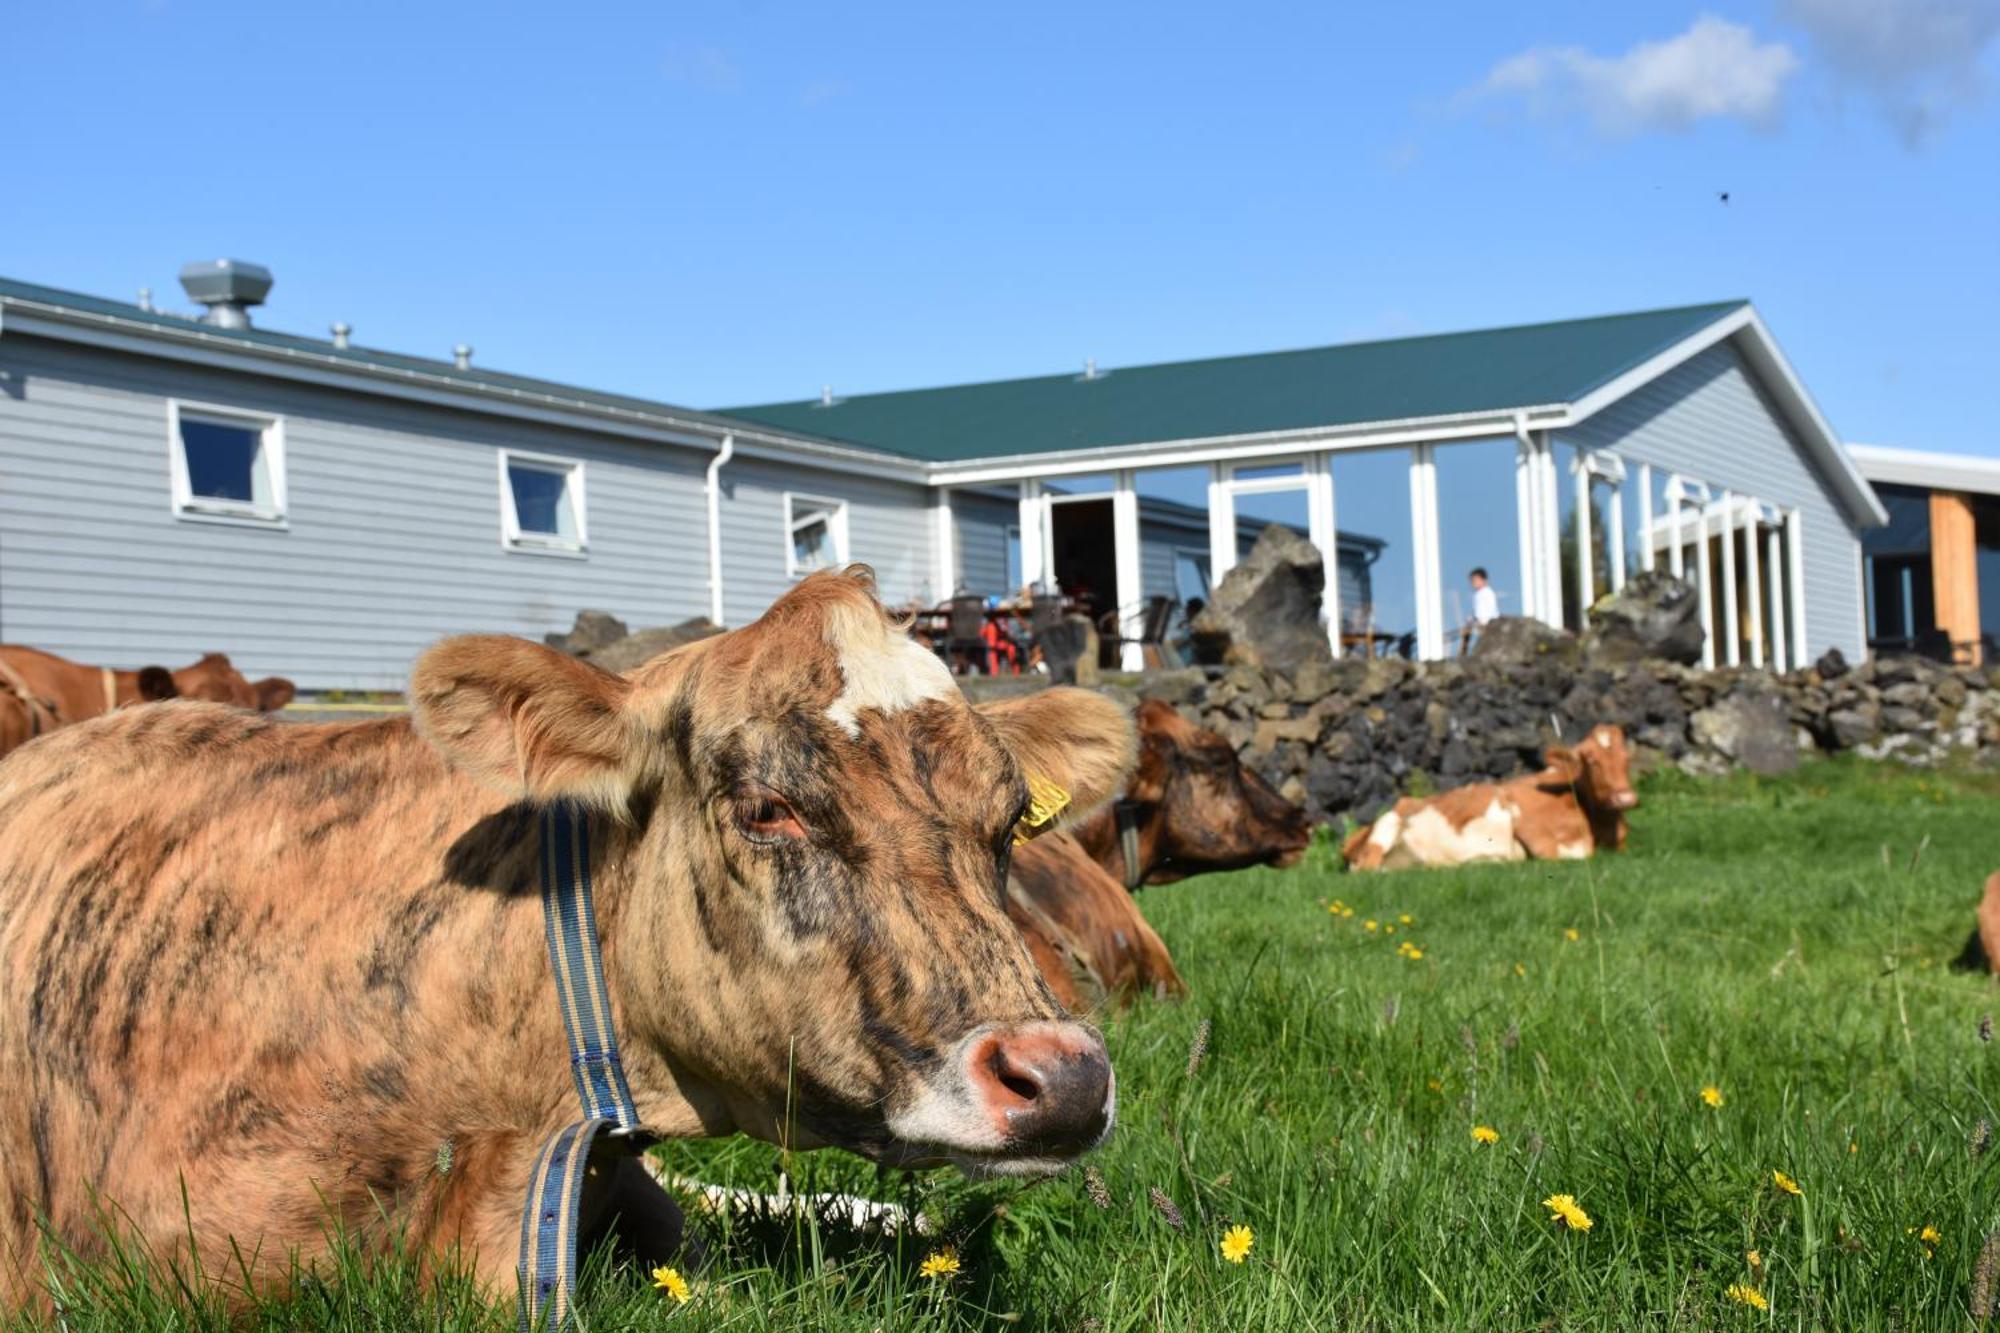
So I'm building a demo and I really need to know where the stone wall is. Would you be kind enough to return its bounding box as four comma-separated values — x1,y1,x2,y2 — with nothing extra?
1117,650,2000,826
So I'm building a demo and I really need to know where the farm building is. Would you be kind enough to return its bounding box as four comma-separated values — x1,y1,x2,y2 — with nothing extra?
1848,444,2000,664
0,262,1884,691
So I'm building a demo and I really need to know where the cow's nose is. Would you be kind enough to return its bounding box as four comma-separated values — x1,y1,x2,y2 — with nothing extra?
1612,791,1639,810
966,1023,1113,1155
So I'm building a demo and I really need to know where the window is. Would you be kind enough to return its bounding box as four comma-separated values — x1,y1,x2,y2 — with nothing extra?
168,402,285,524
1005,524,1023,594
500,450,586,554
1173,548,1211,604
786,494,848,576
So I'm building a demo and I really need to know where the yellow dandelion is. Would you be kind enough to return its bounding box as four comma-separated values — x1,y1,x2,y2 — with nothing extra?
1746,1248,1763,1275
1563,927,1581,942
1471,1124,1499,1145
1342,906,1354,918
1724,1283,1768,1311
651,1266,691,1304
1771,1170,1801,1197
1385,924,1397,934
1405,946,1425,961
1364,919,1378,932
1219,1224,1254,1264
1700,1085,1725,1108
1920,1224,1942,1245
1513,963,1527,977
918,1247,961,1281
1543,1193,1592,1231
1848,1140,1858,1154
1399,914,1414,925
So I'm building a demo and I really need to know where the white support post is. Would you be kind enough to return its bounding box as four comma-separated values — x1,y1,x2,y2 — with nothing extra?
1574,457,1595,626
1768,525,1789,672
1667,480,1686,579
1786,509,1808,664
1692,491,1715,668
1743,500,1764,669
1720,489,1740,667
1515,437,1539,621
1308,453,1342,658
931,487,956,601
1537,436,1563,629
1112,469,1144,672
1638,463,1655,573
1018,479,1046,593
1607,482,1626,592
1409,444,1444,660
1207,462,1236,586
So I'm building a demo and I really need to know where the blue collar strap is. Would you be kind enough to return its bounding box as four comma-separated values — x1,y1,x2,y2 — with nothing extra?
519,801,647,1330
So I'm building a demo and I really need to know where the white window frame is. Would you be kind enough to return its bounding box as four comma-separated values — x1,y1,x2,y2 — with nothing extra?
499,448,588,556
166,399,287,528
784,492,850,578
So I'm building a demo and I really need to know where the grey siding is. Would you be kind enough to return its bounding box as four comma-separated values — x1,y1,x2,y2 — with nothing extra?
712,457,934,626
952,490,1016,599
1560,340,1867,659
0,335,931,691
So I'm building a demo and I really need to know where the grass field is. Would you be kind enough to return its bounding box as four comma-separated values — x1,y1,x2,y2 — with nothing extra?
19,758,2000,1331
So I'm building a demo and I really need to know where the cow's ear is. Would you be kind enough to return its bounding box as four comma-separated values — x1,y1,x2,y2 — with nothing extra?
1540,745,1581,786
254,677,296,711
136,667,178,701
978,688,1137,829
411,636,638,810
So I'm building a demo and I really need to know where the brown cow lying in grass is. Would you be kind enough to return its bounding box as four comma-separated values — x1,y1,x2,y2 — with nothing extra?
0,569,1133,1313
1008,701,1315,1009
0,645,295,759
1953,871,2000,974
1342,723,1638,872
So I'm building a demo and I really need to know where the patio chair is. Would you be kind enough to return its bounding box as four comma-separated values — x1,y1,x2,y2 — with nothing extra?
943,594,989,674
1098,596,1184,671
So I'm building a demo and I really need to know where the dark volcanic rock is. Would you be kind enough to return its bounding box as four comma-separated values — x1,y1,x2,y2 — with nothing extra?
1187,526,1334,674
1471,616,1579,667
546,609,631,655
1582,570,1704,666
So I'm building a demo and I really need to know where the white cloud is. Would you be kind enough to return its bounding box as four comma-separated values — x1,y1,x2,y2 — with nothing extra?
662,45,741,94
1781,0,2000,145
1470,16,1800,137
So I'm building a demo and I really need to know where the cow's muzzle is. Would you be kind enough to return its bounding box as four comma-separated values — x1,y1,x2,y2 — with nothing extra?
884,1021,1115,1176
1610,791,1639,810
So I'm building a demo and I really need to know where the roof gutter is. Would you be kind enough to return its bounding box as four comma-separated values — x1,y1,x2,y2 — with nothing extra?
706,433,735,626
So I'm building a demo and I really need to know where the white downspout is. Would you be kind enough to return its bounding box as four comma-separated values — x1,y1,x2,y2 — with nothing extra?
706,433,735,625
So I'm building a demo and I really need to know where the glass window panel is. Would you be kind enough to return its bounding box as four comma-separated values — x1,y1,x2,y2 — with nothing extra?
180,418,261,504
1232,461,1305,482
510,464,575,539
1433,437,1523,652
1329,449,1416,655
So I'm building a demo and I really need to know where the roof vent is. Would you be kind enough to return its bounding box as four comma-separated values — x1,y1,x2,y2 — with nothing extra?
1078,357,1106,382
454,344,474,370
178,259,273,330
137,287,155,314
330,322,352,349
817,383,841,407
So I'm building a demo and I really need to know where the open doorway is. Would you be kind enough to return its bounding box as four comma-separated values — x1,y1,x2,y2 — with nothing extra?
1050,497,1117,628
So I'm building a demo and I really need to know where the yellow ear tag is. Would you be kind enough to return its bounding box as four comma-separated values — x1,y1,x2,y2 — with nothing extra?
1013,773,1072,844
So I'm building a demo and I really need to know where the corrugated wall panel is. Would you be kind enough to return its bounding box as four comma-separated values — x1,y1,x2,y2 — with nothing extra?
1559,340,1867,659
0,337,720,690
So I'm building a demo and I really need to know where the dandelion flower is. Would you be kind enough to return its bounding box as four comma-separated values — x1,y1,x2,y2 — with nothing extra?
1342,906,1355,918
919,1248,961,1280
1543,1193,1593,1231
1472,1125,1499,1145
651,1266,691,1303
1399,913,1414,925
1771,1170,1802,1197
1513,963,1527,978
1219,1224,1254,1264
1919,1224,1942,1245
1385,924,1397,935
1700,1085,1725,1108
1364,919,1379,932
1427,1077,1444,1093
1563,927,1581,942
1405,946,1425,961
1724,1283,1768,1311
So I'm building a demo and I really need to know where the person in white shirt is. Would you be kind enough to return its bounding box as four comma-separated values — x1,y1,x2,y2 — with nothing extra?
1469,567,1500,624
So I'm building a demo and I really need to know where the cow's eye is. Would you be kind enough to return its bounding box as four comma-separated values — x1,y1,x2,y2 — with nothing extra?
733,790,807,844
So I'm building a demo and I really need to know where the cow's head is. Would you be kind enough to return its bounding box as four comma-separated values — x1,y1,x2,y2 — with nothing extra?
1122,699,1313,883
411,569,1135,1176
171,654,295,711
1543,724,1638,813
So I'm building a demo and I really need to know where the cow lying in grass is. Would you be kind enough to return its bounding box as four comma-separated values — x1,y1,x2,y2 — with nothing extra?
0,645,295,759
0,568,1133,1313
1953,871,2000,974
1342,723,1638,872
1007,701,1315,1009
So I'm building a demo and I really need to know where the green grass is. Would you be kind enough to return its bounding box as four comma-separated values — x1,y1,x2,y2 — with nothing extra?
18,759,2000,1330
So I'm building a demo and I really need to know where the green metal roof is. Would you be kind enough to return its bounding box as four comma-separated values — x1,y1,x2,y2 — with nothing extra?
721,301,1751,463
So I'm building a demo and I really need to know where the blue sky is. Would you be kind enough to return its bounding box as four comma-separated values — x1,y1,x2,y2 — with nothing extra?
7,1,1998,460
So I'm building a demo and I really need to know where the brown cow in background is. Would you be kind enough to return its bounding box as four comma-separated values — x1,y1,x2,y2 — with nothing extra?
0,646,294,759
1009,700,1315,1009
1343,723,1639,872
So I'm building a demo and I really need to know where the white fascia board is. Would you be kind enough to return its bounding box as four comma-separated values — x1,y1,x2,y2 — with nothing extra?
922,404,1567,486
1568,303,1886,530
0,301,926,483
1847,443,2000,497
